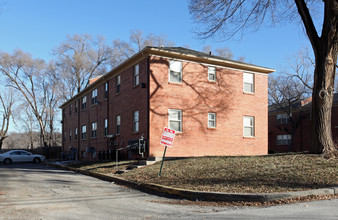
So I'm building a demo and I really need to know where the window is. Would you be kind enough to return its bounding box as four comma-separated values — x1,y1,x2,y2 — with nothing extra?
133,110,139,132
91,122,97,138
81,96,87,110
208,67,216,81
243,116,254,137
116,75,121,94
243,72,254,93
208,113,216,128
104,82,108,99
104,119,108,136
74,128,78,140
134,64,139,86
69,104,72,115
69,130,72,141
168,109,182,132
169,60,182,83
75,101,78,113
81,125,87,140
276,113,292,124
91,89,98,105
277,134,292,145
116,115,121,135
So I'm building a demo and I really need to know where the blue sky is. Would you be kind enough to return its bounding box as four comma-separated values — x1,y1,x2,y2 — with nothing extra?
0,0,312,72
1,0,314,133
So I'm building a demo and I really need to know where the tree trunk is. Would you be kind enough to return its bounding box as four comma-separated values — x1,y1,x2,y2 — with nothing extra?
311,44,337,156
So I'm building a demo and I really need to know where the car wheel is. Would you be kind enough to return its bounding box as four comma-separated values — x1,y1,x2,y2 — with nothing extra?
33,157,41,164
4,158,12,165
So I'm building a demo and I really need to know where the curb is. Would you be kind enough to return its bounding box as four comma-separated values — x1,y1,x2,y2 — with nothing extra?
46,162,337,202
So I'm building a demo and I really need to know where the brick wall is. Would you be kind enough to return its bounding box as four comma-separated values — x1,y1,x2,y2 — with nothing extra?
62,58,149,160
268,103,338,153
148,56,268,157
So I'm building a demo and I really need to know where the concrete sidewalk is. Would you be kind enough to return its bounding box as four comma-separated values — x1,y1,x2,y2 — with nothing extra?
46,162,338,202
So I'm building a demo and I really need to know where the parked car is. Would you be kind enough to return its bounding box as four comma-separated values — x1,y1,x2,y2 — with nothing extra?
0,150,46,165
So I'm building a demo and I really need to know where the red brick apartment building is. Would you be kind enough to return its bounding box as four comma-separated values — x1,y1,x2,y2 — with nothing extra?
268,94,338,153
60,47,275,160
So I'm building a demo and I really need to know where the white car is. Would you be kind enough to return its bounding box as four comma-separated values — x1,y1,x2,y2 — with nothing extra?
0,150,46,165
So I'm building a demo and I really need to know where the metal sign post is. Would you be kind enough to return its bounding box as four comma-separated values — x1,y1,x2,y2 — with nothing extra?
158,145,167,177
158,127,176,177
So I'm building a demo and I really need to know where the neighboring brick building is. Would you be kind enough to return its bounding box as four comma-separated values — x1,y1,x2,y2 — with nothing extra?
268,94,338,153
60,47,274,160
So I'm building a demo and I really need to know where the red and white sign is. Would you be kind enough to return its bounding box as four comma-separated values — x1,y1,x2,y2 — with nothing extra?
160,127,176,147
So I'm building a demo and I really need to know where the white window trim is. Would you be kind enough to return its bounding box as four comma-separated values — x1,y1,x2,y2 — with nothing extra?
208,113,216,128
91,89,98,105
276,113,292,124
243,72,255,94
81,125,87,140
116,115,121,135
208,66,216,82
116,75,121,94
91,122,97,138
133,110,139,132
134,64,140,86
243,116,255,137
168,109,182,132
104,119,108,136
277,134,292,145
168,60,183,83
75,128,78,140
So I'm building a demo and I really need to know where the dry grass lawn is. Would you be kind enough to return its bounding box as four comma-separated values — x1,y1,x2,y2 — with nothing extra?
72,153,337,193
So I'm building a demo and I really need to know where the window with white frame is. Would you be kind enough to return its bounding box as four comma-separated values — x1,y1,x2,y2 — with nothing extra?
208,113,216,128
104,82,108,99
243,116,255,137
81,96,87,110
276,113,292,124
104,119,108,136
91,89,98,105
134,64,139,86
208,66,216,81
168,109,182,132
74,128,78,140
277,134,292,145
91,122,97,138
133,110,139,132
116,115,121,135
169,60,182,83
116,75,121,94
243,72,254,93
81,125,87,140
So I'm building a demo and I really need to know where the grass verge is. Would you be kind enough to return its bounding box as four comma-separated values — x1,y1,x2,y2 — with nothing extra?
72,153,337,193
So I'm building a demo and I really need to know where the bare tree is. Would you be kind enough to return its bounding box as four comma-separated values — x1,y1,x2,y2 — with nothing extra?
111,30,175,67
189,0,338,157
269,74,312,151
53,34,111,101
0,90,14,149
202,45,234,59
0,50,49,147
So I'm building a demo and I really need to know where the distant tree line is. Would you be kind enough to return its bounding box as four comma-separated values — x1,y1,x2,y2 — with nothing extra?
0,29,243,149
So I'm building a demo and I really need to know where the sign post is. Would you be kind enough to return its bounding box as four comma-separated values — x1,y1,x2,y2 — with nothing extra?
158,127,176,177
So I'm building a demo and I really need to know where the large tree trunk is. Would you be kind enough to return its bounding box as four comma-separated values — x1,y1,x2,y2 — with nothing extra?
295,0,338,157
311,35,337,156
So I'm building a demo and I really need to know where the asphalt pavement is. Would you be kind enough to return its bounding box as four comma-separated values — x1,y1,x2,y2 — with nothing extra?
0,163,337,220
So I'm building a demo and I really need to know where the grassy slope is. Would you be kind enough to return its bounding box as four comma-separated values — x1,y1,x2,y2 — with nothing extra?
72,154,337,193
121,154,337,193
